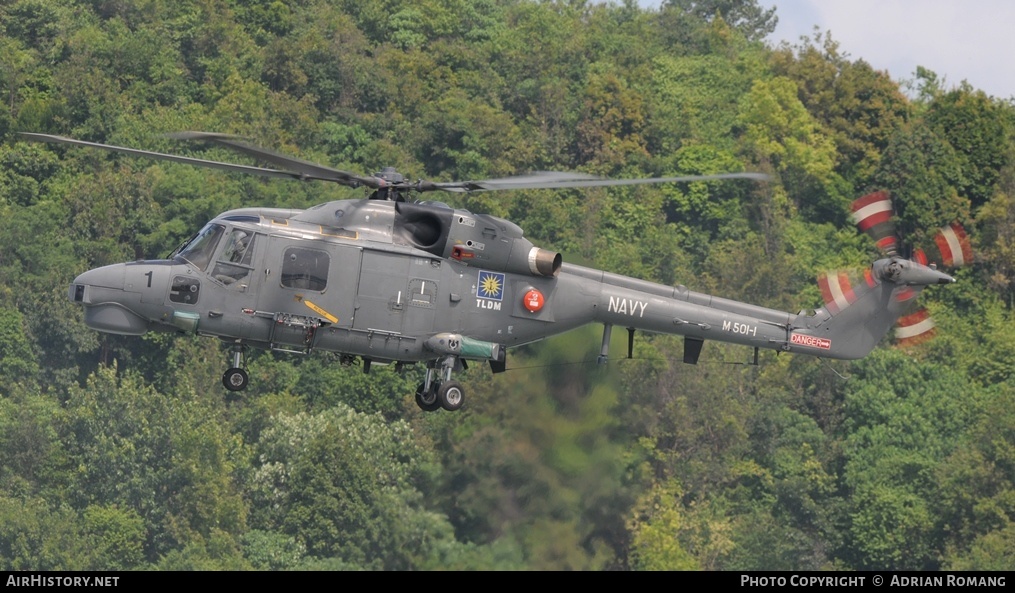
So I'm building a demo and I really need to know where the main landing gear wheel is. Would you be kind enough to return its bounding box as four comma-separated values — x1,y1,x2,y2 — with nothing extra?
415,382,441,412
223,341,249,392
222,367,249,392
438,380,464,411
416,356,466,412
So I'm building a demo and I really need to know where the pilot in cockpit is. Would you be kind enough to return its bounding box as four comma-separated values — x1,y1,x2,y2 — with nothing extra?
213,230,254,288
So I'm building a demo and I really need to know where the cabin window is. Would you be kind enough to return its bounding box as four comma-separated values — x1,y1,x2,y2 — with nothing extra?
281,247,329,291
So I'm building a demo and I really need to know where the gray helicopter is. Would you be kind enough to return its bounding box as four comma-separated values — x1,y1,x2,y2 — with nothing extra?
24,133,965,412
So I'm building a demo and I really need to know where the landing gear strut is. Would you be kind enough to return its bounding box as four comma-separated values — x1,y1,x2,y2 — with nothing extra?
223,342,249,392
414,356,465,412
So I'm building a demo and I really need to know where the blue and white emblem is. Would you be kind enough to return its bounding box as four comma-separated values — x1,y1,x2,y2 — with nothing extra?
477,270,505,301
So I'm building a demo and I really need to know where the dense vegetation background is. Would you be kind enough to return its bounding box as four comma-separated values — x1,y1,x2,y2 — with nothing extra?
1,0,1013,570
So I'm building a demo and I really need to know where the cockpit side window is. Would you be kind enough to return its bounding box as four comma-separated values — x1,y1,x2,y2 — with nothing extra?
212,230,258,291
221,229,253,264
176,224,224,271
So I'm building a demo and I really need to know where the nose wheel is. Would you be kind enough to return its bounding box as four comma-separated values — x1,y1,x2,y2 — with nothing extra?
223,342,249,392
414,357,465,412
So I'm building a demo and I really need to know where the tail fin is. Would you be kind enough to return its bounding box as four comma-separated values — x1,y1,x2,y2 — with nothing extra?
802,192,966,359
797,258,954,360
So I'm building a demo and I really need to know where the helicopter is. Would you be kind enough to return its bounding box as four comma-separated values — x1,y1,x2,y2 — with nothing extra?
24,132,964,412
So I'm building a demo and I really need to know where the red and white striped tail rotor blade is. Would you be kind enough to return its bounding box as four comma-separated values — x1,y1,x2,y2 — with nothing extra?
894,286,918,302
932,222,973,268
850,191,899,255
911,248,928,266
818,270,862,315
895,308,936,346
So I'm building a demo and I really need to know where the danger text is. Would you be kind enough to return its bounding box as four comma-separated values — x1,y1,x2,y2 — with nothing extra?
790,333,832,350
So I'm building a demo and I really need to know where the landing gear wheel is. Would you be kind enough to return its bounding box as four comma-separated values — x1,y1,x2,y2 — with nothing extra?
415,382,441,412
438,380,464,411
222,368,249,392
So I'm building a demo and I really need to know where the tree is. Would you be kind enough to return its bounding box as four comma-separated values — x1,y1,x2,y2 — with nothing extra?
770,32,912,189
925,86,1014,210
0,307,38,386
63,364,248,563
0,497,92,570
737,76,845,222
576,71,649,171
935,384,1015,569
839,349,985,569
436,328,638,570
872,121,968,241
658,0,777,50
249,404,460,569
82,504,146,570
976,160,1015,307
627,479,700,570
647,51,761,156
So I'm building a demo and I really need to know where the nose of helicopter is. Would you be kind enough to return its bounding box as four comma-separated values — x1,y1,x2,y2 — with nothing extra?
69,264,150,335
71,264,125,292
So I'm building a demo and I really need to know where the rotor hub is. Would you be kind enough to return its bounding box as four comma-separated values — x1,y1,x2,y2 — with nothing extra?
374,167,404,185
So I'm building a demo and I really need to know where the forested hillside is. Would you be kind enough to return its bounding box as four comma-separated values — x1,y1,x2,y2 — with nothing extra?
1,0,1013,570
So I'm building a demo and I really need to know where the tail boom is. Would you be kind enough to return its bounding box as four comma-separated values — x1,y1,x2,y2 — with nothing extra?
557,257,950,362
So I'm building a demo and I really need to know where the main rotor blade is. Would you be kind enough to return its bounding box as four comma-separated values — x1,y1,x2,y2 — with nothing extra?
431,171,771,192
24,132,770,194
166,132,380,188
21,133,318,182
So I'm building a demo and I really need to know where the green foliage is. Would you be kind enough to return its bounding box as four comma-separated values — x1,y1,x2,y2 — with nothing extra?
242,529,307,570
925,87,1013,209
577,70,649,171
0,497,93,570
0,387,65,496
648,52,759,154
977,166,1015,306
770,32,912,189
82,504,146,570
64,364,248,562
657,0,777,53
434,328,637,570
737,76,849,222
936,384,1015,569
672,0,777,40
0,308,39,385
249,404,453,569
415,89,528,179
839,349,986,570
873,121,968,240
628,479,700,570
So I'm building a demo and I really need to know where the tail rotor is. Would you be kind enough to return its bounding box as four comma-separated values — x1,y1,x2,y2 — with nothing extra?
821,191,971,348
